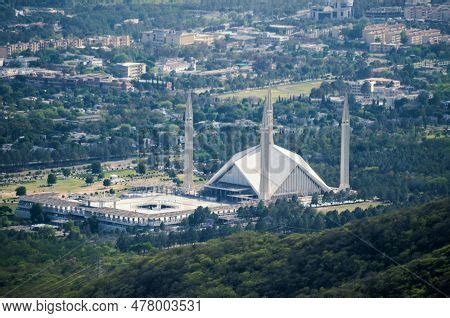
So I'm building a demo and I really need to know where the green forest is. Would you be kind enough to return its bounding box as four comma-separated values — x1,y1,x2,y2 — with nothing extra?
1,199,449,297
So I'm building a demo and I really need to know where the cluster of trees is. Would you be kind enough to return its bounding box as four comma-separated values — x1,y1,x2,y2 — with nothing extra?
116,225,240,251
0,206,16,227
239,199,389,232
77,198,450,297
0,228,119,297
114,199,386,251
116,206,229,250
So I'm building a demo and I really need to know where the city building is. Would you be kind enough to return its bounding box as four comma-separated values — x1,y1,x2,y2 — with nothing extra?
193,33,216,46
0,70,133,91
349,78,408,107
350,77,401,96
123,18,139,25
0,47,7,58
113,62,147,78
16,192,235,231
311,0,353,21
296,43,329,53
362,23,405,45
141,29,195,46
405,28,442,45
365,7,404,20
0,35,131,58
267,24,296,36
87,35,131,48
405,0,431,5
404,4,450,22
156,58,195,74
369,42,400,53
364,23,444,48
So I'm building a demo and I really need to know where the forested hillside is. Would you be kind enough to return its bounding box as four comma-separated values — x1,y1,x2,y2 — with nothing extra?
79,199,450,297
1,199,448,297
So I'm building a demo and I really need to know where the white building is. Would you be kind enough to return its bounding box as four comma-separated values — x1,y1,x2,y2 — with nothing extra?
156,58,195,74
113,62,147,78
204,89,333,202
141,29,195,46
311,0,353,21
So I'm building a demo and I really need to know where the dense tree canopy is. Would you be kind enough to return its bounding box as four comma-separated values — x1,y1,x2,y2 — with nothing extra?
78,199,450,297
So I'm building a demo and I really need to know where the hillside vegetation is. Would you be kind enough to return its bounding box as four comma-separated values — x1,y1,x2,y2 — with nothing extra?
1,199,448,297
80,199,450,297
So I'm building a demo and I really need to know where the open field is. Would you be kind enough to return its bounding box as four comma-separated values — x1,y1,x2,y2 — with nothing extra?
0,169,167,199
104,169,137,177
216,80,324,101
0,177,86,199
315,201,386,213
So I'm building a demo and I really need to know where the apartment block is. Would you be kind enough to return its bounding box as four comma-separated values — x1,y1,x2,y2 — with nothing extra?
405,0,431,5
311,0,353,21
350,77,401,96
362,24,405,44
87,35,131,48
365,7,404,19
405,4,450,22
156,58,195,74
141,29,195,46
113,62,147,78
406,28,442,45
0,38,85,57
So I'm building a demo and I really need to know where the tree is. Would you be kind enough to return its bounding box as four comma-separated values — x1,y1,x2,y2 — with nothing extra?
84,216,99,234
167,169,176,178
62,168,71,177
361,81,371,96
103,179,111,187
30,203,45,223
15,186,27,196
417,91,429,106
0,206,13,222
400,30,408,45
47,173,57,185
137,161,146,174
62,220,75,233
85,175,95,184
91,161,102,174
188,207,214,227
311,193,319,205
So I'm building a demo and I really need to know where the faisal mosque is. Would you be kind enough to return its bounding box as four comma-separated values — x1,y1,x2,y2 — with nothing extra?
202,89,350,202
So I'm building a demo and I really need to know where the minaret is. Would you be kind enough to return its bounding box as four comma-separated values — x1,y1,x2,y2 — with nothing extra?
339,95,350,190
184,91,194,193
259,87,273,201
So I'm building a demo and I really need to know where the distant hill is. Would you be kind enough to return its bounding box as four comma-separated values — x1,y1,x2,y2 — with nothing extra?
81,199,450,297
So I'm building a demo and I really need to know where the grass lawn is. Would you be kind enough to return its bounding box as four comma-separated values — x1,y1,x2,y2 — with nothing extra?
0,168,170,199
0,177,86,198
315,201,385,213
217,80,324,101
104,169,137,177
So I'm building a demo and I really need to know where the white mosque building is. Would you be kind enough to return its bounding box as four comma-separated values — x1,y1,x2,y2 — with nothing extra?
203,89,350,202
